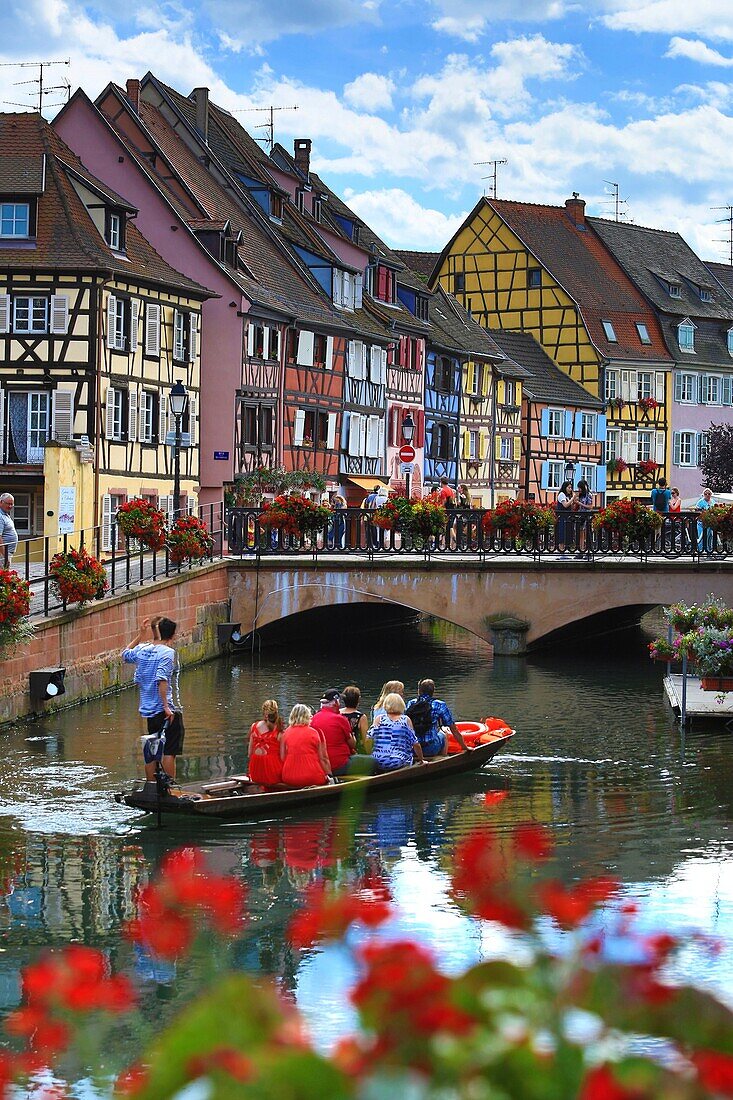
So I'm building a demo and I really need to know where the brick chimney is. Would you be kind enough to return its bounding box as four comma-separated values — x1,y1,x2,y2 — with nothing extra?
125,79,140,114
565,193,586,227
294,138,312,178
192,87,209,143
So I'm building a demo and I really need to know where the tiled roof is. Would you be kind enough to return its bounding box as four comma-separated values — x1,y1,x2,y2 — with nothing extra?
489,329,603,407
394,250,438,281
0,154,45,193
487,199,671,364
0,113,209,296
703,260,733,304
429,286,505,360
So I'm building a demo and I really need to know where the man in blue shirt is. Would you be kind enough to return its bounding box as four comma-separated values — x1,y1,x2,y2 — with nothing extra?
123,616,184,781
405,679,470,758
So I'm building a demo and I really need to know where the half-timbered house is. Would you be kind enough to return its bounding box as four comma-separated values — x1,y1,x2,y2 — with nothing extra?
0,113,209,544
489,330,605,505
429,195,673,499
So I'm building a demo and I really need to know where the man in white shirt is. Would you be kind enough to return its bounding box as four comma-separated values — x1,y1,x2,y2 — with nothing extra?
0,495,18,565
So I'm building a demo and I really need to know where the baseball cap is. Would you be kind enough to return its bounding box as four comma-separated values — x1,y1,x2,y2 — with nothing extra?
322,688,341,702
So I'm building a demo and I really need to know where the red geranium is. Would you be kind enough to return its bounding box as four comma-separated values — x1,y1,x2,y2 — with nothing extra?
49,547,108,606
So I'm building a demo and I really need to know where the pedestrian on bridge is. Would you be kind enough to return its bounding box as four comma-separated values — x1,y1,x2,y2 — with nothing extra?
0,494,18,566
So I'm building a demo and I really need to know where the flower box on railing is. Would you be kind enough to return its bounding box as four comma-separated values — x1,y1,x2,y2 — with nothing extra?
701,676,733,692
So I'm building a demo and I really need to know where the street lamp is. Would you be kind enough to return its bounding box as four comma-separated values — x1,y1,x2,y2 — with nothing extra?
401,412,415,499
169,381,189,520
563,458,576,488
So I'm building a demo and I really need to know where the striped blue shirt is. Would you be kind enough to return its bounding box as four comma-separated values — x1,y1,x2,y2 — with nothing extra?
122,643,177,717
371,715,418,770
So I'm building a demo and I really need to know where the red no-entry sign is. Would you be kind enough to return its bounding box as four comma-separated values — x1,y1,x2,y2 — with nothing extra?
398,444,415,462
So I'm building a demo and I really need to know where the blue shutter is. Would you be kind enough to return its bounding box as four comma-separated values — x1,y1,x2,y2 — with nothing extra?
699,375,708,404
341,411,350,447
540,408,549,436
673,432,681,466
596,413,607,442
574,411,582,438
722,375,733,406
673,372,683,402
540,461,549,489
595,464,607,493
691,434,698,466
564,410,573,438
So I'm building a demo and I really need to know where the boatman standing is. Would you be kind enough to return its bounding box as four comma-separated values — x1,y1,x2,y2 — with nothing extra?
122,616,184,783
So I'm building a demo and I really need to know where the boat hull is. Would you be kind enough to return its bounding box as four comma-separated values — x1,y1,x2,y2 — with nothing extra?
115,733,514,821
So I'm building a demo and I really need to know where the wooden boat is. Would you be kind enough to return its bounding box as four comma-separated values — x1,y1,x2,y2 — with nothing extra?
115,730,514,821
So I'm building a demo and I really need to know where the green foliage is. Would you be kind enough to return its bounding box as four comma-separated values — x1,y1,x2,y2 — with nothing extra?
699,422,733,493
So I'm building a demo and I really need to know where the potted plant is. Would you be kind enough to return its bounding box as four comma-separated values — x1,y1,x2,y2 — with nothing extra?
639,396,659,413
607,397,626,411
405,495,446,544
115,497,167,551
592,497,662,545
684,626,733,691
637,459,660,478
699,504,733,541
260,494,331,539
606,457,628,475
0,569,33,655
50,547,108,607
481,499,555,545
648,636,678,662
167,515,213,564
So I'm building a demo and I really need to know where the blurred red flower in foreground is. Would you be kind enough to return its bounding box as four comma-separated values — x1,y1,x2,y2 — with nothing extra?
288,876,392,948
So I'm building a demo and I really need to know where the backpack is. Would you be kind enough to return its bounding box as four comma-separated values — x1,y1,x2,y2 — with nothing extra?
405,697,433,738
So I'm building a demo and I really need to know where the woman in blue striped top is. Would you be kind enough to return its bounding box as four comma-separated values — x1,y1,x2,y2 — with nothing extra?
370,694,425,772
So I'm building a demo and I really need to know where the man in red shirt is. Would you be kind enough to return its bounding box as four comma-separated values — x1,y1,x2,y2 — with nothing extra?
438,477,456,507
311,689,356,775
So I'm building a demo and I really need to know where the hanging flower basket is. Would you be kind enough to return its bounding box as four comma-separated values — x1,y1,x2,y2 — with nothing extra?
167,515,213,564
260,495,331,538
592,498,662,543
227,466,327,507
639,396,658,413
699,504,733,540
606,458,628,475
637,459,660,478
607,398,626,411
50,548,108,607
0,569,33,655
372,499,403,531
482,499,555,543
116,498,167,551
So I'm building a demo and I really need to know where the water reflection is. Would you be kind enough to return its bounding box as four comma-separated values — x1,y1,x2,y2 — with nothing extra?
0,612,727,1053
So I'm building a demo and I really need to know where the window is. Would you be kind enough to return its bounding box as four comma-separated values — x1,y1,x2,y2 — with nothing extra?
546,460,564,490
668,283,681,299
678,321,695,352
468,430,478,460
637,430,653,463
454,272,465,293
241,402,274,449
468,363,480,396
13,296,48,334
312,196,323,222
313,334,327,368
286,328,297,363
547,409,563,437
415,295,429,321
637,371,653,400
139,391,156,443
499,436,513,461
108,213,121,251
295,189,306,214
107,387,125,441
433,423,452,460
580,413,596,441
173,310,196,362
704,375,720,404
435,357,452,393
674,430,696,467
602,320,617,342
375,265,395,304
0,202,30,238
700,287,712,302
579,464,595,491
605,369,619,401
302,409,329,450
269,327,280,362
728,329,733,356
504,380,517,406
6,392,51,463
699,431,710,464
270,193,283,221
527,268,542,289
636,322,651,345
605,428,620,462
676,372,697,403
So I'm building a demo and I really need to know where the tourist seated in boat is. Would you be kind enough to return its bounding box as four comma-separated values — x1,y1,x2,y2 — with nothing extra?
311,688,356,776
280,704,333,788
247,699,284,788
369,693,425,772
405,678,470,758
340,685,371,753
371,680,405,726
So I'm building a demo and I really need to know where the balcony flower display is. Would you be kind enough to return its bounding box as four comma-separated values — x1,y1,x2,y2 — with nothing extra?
639,396,659,412
606,457,628,474
0,569,33,655
50,547,108,606
699,504,733,541
260,494,331,538
637,459,660,477
371,498,405,531
225,466,326,507
664,596,733,634
607,397,626,411
592,497,662,543
648,636,678,662
651,597,733,689
482,498,555,543
167,515,213,564
115,497,167,551
408,494,447,541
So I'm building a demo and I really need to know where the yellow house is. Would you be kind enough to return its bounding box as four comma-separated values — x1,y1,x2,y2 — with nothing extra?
431,195,673,498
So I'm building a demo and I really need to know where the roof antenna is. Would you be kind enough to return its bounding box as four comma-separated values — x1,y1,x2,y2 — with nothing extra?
0,59,70,114
712,205,733,266
230,104,299,152
602,180,628,222
474,158,507,199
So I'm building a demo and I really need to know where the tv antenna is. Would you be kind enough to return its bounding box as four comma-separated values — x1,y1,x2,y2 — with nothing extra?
474,158,507,199
602,180,628,222
0,59,71,113
230,104,299,152
712,205,733,265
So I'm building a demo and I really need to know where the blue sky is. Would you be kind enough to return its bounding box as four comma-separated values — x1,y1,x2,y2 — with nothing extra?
3,0,733,256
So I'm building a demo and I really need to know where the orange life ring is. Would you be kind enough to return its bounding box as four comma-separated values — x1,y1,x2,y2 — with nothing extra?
482,716,511,731
446,721,488,754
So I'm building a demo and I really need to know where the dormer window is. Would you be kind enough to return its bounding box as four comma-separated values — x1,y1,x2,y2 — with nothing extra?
375,264,395,304
0,201,31,239
295,189,306,214
668,282,681,299
108,213,120,251
700,287,713,302
727,327,733,356
678,319,696,353
313,195,325,222
415,295,429,322
602,320,617,342
270,193,283,221
636,322,651,345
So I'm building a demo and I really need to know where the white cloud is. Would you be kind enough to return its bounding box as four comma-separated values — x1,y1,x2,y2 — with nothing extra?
603,0,733,42
429,0,586,40
665,37,733,66
206,0,379,49
674,81,733,108
344,187,468,248
343,72,395,111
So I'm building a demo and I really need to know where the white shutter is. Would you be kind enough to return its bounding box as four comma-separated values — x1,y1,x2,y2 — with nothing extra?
138,391,147,440
621,430,636,462
50,295,69,335
247,323,255,357
128,386,138,442
188,393,197,447
105,386,116,439
333,270,343,307
297,330,314,366
293,408,305,446
343,271,352,308
380,348,388,386
365,416,377,458
326,412,337,450
620,370,630,401
654,371,665,403
145,303,160,356
377,416,385,465
52,389,74,442
347,341,357,378
355,273,363,310
101,493,113,552
369,347,380,383
359,413,367,457
360,341,368,379
130,299,139,353
325,336,334,371
0,294,9,334
655,430,665,464
348,412,362,456
260,326,269,362
173,310,185,361
186,494,197,517
107,295,117,349
159,390,168,444
159,494,174,524
189,313,197,363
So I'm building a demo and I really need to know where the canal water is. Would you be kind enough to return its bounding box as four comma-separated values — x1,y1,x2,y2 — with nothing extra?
0,609,731,1078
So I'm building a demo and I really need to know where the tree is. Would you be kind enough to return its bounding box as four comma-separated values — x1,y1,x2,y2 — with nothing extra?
700,422,733,492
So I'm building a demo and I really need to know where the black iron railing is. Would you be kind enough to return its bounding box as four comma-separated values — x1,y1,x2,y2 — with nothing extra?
226,508,726,561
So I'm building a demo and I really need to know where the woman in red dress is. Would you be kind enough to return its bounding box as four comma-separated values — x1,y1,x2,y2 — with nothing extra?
280,705,332,788
247,699,284,787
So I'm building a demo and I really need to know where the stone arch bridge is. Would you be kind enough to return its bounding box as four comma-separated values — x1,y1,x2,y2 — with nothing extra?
227,557,733,652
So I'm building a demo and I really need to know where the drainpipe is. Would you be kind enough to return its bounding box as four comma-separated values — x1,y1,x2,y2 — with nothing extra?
93,276,112,530
489,370,497,508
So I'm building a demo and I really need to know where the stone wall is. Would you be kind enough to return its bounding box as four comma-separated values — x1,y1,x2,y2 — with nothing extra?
0,562,230,725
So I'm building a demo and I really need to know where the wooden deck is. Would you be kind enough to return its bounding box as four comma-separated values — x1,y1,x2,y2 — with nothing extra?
664,675,733,718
